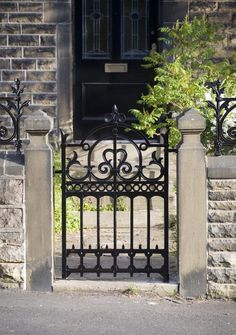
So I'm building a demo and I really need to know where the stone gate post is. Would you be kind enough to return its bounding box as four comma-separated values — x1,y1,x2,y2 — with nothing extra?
178,108,207,297
24,111,53,291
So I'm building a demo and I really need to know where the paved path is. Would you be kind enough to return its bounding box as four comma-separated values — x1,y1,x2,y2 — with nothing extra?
0,291,235,335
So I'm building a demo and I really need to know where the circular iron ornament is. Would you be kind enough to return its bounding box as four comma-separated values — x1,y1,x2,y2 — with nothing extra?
131,12,139,20
0,125,8,138
93,12,101,19
139,143,148,151
227,126,236,139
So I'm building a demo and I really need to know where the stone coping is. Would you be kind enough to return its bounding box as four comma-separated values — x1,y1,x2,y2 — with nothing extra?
207,156,236,179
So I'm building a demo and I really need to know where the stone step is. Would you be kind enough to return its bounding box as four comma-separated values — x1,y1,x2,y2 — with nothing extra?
208,223,236,238
208,190,236,201
209,201,236,211
208,179,236,191
208,210,236,223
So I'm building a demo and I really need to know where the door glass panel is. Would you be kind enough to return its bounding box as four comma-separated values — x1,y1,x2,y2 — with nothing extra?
82,0,111,59
121,0,149,59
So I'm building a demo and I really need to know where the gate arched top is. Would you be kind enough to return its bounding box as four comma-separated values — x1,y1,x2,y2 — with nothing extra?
61,105,168,149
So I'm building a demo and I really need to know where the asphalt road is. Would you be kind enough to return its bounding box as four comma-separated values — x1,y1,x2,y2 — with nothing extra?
0,291,235,335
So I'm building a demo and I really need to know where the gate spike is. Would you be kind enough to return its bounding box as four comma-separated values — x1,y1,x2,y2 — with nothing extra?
89,244,91,249
72,244,75,250
106,244,108,249
139,244,142,250
155,244,159,249
122,244,125,249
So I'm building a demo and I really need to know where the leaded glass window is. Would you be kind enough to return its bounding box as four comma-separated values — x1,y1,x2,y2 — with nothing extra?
121,0,149,59
82,0,111,59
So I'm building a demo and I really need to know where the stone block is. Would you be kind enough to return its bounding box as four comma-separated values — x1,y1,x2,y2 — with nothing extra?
9,13,43,24
219,2,236,10
44,2,71,23
22,24,56,35
40,35,56,47
208,238,236,252
208,156,236,179
0,59,10,70
190,1,218,13
9,35,39,46
208,191,236,201
37,59,56,71
208,282,236,299
0,232,24,245
5,153,24,176
209,179,236,190
26,71,56,82
0,13,8,23
2,71,25,82
30,105,56,117
208,268,236,284
33,94,57,106
0,36,7,45
208,223,236,238
24,47,56,58
0,263,24,283
208,201,236,210
208,12,233,25
208,252,236,268
0,152,5,175
0,3,17,12
0,243,24,263
19,3,43,12
0,179,23,205
0,24,20,34
23,82,56,93
208,210,236,223
0,48,22,58
0,208,23,230
12,59,36,70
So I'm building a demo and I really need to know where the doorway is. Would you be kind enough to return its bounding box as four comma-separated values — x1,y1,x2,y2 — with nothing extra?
73,0,161,138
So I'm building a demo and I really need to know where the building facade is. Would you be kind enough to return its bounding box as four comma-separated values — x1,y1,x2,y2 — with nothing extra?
0,0,235,140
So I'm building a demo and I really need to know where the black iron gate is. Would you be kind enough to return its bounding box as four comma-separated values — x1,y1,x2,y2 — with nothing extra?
59,106,170,281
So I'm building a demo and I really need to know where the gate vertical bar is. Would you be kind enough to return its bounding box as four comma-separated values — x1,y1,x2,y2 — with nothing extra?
96,197,101,276
164,132,169,282
147,197,151,277
80,197,84,277
130,197,134,277
61,132,67,279
112,106,118,277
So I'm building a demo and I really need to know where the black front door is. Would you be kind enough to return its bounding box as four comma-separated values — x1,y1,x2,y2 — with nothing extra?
74,0,161,138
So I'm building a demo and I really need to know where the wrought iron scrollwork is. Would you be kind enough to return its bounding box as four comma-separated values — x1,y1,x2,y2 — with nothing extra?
206,79,236,156
0,79,30,153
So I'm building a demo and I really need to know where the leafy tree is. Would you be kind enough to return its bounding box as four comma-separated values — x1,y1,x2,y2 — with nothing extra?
130,16,236,150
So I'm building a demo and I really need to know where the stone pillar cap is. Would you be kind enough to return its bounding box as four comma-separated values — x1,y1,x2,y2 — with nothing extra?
25,111,52,133
178,108,206,132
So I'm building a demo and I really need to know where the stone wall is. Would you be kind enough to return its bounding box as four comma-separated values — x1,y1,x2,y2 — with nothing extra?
0,1,235,134
208,179,236,298
0,151,25,289
0,0,72,135
190,0,236,59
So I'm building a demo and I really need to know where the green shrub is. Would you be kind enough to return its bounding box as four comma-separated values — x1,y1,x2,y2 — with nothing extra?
130,16,236,151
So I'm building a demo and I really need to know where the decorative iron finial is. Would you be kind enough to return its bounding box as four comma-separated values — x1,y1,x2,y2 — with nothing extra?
104,104,126,123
